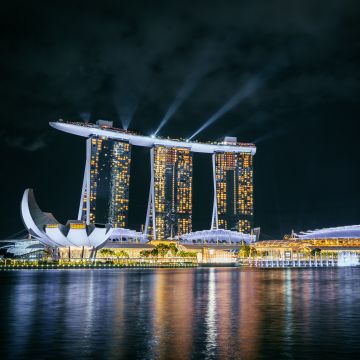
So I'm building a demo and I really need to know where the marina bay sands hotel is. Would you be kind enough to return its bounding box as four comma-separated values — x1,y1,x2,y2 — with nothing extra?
50,120,256,241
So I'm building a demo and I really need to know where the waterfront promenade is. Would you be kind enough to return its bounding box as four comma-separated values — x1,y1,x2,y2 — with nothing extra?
0,257,198,270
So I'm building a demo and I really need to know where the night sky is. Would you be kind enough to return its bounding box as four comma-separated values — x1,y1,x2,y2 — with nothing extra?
1,0,360,239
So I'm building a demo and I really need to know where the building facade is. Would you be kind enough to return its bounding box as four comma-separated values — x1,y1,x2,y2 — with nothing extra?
51,121,256,238
80,136,131,228
212,151,253,233
148,145,193,240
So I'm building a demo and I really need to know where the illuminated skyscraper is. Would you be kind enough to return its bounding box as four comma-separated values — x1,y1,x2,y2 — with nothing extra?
146,145,192,240
51,120,256,238
212,149,253,233
79,136,131,228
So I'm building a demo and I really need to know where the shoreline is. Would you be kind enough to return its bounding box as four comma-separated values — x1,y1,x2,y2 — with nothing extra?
0,261,199,270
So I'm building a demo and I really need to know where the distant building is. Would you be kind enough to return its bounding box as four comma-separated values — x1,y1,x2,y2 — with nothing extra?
146,146,193,240
295,225,360,239
80,136,131,228
0,239,44,259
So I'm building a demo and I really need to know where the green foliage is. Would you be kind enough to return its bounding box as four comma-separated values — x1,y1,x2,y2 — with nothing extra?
139,244,193,258
250,247,257,257
156,243,170,257
99,248,129,258
139,248,160,257
140,250,151,257
239,245,251,258
150,248,159,257
115,250,129,258
311,248,321,256
168,243,178,256
178,250,197,258
99,248,115,257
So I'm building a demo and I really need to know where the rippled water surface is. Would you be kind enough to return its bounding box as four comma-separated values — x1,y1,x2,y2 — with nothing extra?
1,267,360,359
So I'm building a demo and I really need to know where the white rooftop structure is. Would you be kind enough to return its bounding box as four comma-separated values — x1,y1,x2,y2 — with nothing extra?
21,189,113,248
176,229,256,244
50,121,256,155
295,225,360,239
3,240,44,258
109,228,148,243
21,189,149,248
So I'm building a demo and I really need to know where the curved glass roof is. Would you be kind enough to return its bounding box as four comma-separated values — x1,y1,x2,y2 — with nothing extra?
296,225,360,239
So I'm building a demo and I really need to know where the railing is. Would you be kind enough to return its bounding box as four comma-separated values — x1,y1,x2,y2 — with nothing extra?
245,258,337,268
0,257,198,269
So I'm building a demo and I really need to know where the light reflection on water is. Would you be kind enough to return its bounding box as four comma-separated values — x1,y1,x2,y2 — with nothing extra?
1,268,360,359
205,268,217,359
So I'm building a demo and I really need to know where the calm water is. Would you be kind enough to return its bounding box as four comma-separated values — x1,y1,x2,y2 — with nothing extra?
0,267,360,359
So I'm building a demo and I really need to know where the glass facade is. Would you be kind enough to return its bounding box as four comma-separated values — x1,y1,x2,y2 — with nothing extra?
153,146,192,239
214,152,253,233
82,136,131,228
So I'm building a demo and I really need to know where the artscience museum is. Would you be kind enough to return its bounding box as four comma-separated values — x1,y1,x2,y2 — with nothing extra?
21,188,115,258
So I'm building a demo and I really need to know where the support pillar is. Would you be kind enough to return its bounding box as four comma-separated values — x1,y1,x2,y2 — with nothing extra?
78,138,92,223
145,147,156,240
211,153,219,230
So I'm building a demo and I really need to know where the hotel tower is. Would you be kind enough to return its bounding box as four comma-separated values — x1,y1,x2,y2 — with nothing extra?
211,138,253,233
50,121,256,241
145,145,193,240
80,134,132,228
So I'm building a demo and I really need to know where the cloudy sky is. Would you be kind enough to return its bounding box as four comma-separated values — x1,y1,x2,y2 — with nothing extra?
1,0,359,238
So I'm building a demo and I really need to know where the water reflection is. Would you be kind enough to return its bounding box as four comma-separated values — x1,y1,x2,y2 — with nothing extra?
1,268,360,359
205,268,217,358
152,270,194,360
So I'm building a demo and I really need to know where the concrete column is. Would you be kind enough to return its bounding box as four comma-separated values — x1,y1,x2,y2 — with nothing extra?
211,153,219,230
79,138,92,224
78,153,88,220
145,147,156,239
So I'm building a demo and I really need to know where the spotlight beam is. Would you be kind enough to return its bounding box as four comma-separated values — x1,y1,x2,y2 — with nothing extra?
188,77,261,140
114,94,140,131
154,75,201,136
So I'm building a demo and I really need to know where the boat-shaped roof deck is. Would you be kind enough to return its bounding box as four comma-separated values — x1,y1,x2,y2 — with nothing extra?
50,121,256,155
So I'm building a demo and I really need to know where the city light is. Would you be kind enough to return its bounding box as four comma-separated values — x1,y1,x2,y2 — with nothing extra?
150,146,193,239
50,121,256,243
82,137,131,228
214,152,253,233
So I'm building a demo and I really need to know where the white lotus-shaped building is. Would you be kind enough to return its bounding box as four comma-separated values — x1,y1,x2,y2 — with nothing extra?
21,189,113,249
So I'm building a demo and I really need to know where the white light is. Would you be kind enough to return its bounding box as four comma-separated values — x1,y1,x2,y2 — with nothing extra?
151,134,155,138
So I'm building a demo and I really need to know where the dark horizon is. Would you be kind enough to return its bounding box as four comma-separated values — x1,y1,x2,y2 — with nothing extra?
1,0,360,239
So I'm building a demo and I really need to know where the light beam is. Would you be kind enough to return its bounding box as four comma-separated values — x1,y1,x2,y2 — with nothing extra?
113,67,146,130
188,77,261,140
154,74,202,136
